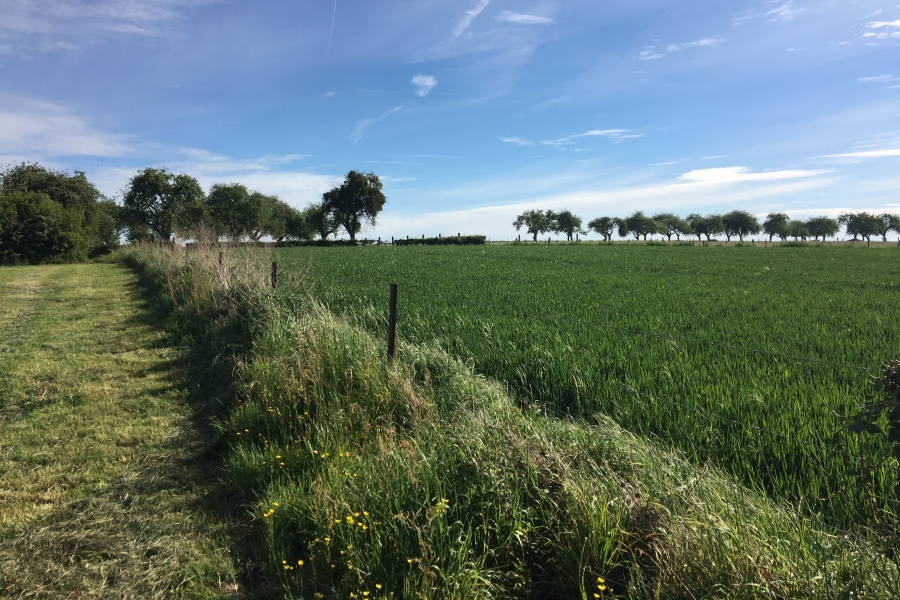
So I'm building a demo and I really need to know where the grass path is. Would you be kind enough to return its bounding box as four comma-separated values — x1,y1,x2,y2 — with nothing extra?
0,263,271,598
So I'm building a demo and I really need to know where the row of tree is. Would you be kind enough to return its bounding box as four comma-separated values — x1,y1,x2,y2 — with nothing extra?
119,168,386,244
513,209,900,243
1,164,387,264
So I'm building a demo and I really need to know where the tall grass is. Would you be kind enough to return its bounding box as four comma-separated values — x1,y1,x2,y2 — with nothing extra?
125,243,900,598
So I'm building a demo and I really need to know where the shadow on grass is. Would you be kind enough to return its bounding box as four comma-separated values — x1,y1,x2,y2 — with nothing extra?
0,265,278,599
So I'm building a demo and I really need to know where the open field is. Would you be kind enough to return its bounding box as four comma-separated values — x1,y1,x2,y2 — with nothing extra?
0,263,269,598
278,243,900,528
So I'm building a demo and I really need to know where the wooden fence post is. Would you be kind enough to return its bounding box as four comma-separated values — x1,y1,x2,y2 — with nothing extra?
387,283,398,363
271,262,278,289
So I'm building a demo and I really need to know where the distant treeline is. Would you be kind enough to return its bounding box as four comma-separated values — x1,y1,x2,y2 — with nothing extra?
514,209,900,243
1,164,389,265
394,235,487,246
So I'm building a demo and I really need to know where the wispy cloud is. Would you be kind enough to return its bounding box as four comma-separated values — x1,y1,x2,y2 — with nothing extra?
452,0,490,38
666,38,722,52
502,129,642,147
823,149,900,158
869,19,900,29
494,11,554,25
767,1,801,20
641,37,722,61
858,75,895,83
677,166,826,185
352,105,404,144
0,0,217,40
0,93,132,161
411,74,437,97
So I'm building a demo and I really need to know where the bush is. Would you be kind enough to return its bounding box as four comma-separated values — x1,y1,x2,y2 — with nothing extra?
0,191,85,264
394,235,486,246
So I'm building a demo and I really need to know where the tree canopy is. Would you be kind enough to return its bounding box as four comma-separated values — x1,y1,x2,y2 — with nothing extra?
587,216,618,242
763,213,791,242
321,171,386,242
513,209,551,242
122,168,206,242
547,210,584,241
722,210,761,243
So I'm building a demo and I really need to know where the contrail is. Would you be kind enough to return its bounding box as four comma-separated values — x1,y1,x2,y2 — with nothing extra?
328,0,337,50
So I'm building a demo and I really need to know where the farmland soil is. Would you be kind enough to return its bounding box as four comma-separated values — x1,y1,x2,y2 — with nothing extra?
0,263,273,599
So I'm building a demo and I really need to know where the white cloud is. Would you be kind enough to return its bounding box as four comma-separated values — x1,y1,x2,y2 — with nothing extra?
823,149,900,158
88,150,337,208
0,0,216,41
666,38,722,52
0,94,132,160
503,129,642,148
494,11,554,25
767,1,800,20
869,19,900,28
500,136,534,146
411,74,437,97
639,49,663,61
677,166,827,185
371,172,833,239
452,0,490,38
351,105,404,143
858,75,895,83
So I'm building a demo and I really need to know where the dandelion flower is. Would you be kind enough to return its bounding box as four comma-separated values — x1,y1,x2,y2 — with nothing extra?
298,560,304,566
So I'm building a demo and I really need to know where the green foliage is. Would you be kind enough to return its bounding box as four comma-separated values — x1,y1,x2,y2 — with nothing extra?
393,235,486,246
722,210,761,242
620,211,659,240
121,167,206,241
763,212,791,242
286,244,900,528
547,209,584,241
0,163,119,259
512,209,550,241
587,216,618,241
0,191,84,264
652,212,692,241
321,171,386,241
808,216,840,242
839,212,882,243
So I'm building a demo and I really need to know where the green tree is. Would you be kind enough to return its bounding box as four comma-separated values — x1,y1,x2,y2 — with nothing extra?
722,210,761,243
305,203,340,240
321,171,386,242
122,168,206,241
839,212,881,243
686,213,724,241
587,216,618,241
1,163,117,256
653,212,691,241
877,213,900,242
762,212,791,242
807,216,839,242
547,209,584,241
513,209,551,242
788,219,809,241
207,183,251,241
621,211,659,240
0,191,83,264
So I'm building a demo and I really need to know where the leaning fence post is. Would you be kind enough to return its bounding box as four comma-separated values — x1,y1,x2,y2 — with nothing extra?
387,283,398,363
271,262,278,289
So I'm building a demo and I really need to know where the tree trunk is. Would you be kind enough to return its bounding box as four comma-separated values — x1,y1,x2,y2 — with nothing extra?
532,231,538,242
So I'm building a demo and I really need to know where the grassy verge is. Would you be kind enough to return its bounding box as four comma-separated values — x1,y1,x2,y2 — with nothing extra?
0,262,272,598
125,244,900,599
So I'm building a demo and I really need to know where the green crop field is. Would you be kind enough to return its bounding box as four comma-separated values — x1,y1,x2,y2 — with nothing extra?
277,243,900,529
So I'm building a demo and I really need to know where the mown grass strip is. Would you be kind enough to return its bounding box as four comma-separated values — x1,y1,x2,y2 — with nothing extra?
0,263,272,598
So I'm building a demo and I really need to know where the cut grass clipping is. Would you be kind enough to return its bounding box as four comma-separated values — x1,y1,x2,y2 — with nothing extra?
127,243,900,599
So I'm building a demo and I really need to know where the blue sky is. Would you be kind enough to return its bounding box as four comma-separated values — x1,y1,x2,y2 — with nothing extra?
1,0,899,239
